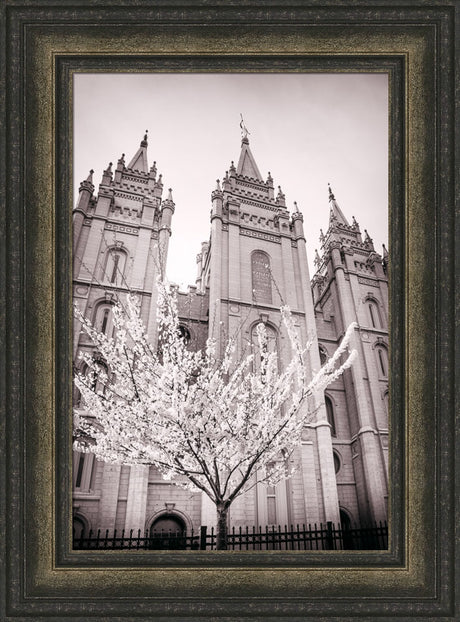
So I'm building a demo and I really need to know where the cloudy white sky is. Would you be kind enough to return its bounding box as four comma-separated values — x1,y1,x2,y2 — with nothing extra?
74,73,388,289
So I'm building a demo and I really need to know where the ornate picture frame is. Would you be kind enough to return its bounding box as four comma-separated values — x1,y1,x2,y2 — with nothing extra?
1,2,457,619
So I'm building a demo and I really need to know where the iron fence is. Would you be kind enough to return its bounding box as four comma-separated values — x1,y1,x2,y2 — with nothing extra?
73,521,387,551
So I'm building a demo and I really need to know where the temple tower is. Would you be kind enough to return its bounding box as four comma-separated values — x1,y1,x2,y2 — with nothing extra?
72,132,176,535
72,128,388,542
197,132,341,529
312,186,389,525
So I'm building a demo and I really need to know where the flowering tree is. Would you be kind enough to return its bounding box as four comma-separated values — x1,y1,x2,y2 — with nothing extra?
74,282,356,550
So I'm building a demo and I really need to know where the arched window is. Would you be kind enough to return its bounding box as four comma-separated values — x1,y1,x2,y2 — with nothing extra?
251,322,278,370
104,247,127,286
93,302,115,338
73,362,85,407
178,325,191,345
75,357,108,407
318,345,328,366
366,298,382,328
375,344,388,377
325,395,337,437
251,251,272,304
92,357,108,394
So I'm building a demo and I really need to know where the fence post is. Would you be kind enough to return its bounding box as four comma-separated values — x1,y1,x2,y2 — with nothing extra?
200,525,207,550
326,521,334,550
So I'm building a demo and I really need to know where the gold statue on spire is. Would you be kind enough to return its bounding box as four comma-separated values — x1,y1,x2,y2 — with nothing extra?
240,113,250,139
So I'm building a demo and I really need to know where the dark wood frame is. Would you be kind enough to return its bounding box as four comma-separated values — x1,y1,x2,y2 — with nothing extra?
1,1,457,619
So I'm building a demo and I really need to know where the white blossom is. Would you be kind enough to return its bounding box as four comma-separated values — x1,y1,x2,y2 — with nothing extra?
74,280,357,546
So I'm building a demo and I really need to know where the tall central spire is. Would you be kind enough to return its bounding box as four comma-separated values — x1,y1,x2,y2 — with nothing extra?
328,183,350,226
239,113,250,140
127,130,149,173
236,118,263,180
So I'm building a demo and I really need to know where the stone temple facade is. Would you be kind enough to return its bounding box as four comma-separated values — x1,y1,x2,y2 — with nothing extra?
72,132,389,538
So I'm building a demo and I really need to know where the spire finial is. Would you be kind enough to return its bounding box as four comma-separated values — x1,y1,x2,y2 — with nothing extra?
328,183,335,201
240,113,250,141
141,130,148,147
364,229,373,245
80,169,94,190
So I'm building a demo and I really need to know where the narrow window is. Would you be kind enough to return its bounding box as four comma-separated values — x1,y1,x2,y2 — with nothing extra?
75,454,85,488
325,395,336,437
251,251,272,304
110,253,120,283
375,345,388,377
94,360,108,394
101,309,110,334
369,303,376,327
103,248,127,285
319,346,327,365
378,349,386,376
251,323,278,371
89,458,96,490
267,485,277,525
94,304,114,338
367,299,381,328
178,325,191,345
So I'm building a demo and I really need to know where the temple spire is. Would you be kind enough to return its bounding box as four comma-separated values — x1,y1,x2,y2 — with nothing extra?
127,130,149,172
236,120,263,180
328,183,350,227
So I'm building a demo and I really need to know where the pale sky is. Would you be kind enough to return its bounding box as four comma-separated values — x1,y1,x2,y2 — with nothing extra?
74,73,388,289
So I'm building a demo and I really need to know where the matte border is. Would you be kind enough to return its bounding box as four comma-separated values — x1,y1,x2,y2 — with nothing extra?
1,1,457,620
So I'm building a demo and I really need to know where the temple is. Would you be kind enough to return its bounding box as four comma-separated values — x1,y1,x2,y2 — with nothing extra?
72,130,389,541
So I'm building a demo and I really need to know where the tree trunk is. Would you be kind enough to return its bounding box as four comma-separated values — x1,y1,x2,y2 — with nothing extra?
215,502,229,550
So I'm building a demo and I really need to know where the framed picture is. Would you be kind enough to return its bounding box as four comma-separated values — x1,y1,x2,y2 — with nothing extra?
71,71,390,555
2,2,457,620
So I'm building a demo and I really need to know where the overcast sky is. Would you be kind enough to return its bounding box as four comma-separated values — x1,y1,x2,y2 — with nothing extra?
74,73,388,289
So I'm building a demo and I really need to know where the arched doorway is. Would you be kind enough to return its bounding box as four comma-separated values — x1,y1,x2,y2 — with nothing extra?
149,514,187,550
339,509,354,550
73,515,88,540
